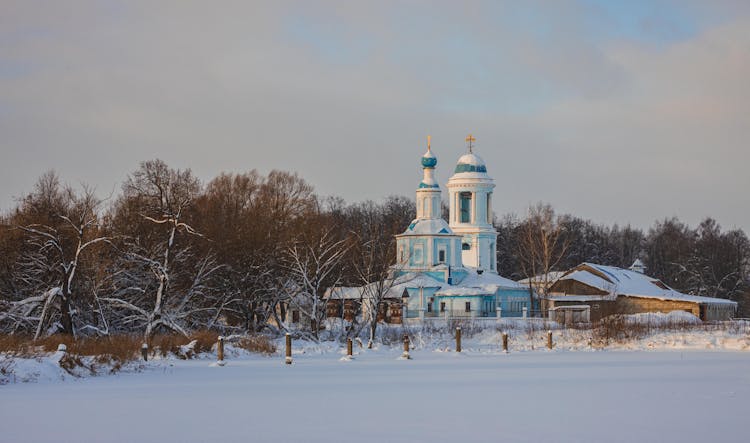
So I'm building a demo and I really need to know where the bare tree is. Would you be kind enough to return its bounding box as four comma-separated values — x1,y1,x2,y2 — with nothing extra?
345,201,406,345
103,160,221,338
3,172,110,338
517,203,570,310
284,227,350,341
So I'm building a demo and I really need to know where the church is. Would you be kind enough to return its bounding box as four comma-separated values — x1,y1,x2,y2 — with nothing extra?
393,135,531,320
324,135,533,324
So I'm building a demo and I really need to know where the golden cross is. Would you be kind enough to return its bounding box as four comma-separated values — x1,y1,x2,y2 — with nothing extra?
465,134,476,153
427,135,431,151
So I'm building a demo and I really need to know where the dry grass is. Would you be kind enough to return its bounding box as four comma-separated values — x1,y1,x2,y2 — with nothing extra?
591,314,706,346
0,334,143,373
148,330,220,358
0,330,250,364
234,335,276,354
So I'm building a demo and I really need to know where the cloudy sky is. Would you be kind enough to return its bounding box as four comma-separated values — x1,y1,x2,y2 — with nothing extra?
2,1,749,232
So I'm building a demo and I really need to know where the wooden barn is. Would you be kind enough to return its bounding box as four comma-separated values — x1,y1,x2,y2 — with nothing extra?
545,262,737,323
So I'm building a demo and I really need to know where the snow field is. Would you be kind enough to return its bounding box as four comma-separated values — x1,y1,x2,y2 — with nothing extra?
1,347,749,443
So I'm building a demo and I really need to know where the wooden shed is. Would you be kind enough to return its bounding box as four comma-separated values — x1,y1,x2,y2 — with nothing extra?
546,262,737,322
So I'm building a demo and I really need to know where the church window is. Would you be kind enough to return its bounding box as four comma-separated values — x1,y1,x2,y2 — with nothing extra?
460,192,471,223
413,244,423,264
427,298,433,313
399,246,406,262
440,302,446,312
465,302,471,312
438,249,446,263
292,310,300,324
462,242,471,251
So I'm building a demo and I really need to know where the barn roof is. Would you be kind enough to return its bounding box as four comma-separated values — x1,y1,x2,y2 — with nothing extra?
548,262,737,306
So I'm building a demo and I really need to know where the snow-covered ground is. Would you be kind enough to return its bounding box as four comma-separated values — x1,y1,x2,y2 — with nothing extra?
2,338,749,443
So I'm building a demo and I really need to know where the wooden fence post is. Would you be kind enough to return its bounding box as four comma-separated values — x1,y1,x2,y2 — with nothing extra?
456,327,462,353
502,332,508,353
141,343,148,361
285,333,292,365
547,330,553,350
402,334,411,359
217,336,225,366
346,338,353,357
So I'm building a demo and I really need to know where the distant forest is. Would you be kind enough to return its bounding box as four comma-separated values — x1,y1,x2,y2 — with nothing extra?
1,159,748,339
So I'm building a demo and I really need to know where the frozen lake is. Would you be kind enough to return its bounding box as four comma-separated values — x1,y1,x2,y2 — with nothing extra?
1,349,748,442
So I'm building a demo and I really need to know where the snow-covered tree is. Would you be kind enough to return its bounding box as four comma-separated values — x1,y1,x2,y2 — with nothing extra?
284,227,350,340
1,172,110,338
102,160,224,338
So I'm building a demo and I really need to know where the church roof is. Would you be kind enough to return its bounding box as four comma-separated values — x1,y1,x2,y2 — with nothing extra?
454,152,487,173
397,218,456,236
449,151,493,182
435,268,524,297
421,149,437,168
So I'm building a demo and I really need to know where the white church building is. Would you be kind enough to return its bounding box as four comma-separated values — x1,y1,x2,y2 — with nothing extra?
393,136,531,319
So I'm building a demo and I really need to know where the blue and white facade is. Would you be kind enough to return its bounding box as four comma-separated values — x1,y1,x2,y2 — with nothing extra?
395,137,532,319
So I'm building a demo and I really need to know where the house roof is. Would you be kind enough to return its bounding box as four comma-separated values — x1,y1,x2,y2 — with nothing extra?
548,262,736,306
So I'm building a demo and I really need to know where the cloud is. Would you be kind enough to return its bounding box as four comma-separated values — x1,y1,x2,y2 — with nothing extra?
0,0,748,233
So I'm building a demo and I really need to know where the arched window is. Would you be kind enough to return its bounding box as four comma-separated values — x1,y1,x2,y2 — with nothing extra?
459,192,471,223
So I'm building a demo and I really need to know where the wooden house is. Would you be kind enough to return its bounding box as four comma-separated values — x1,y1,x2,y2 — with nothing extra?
545,262,737,323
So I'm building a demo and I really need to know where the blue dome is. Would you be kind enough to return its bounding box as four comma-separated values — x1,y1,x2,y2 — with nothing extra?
421,156,437,168
453,153,487,174
454,163,487,173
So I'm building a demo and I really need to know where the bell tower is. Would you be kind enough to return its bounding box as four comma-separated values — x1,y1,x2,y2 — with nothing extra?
447,135,498,272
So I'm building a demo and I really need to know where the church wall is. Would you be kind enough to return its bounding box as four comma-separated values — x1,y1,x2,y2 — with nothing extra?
435,295,490,318
497,288,534,316
404,287,442,318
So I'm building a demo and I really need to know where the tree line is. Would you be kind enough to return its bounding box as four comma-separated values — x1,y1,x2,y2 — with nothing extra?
1,160,748,340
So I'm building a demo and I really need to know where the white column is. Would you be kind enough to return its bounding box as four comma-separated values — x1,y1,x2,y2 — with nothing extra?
471,192,476,224
487,192,492,224
419,288,425,320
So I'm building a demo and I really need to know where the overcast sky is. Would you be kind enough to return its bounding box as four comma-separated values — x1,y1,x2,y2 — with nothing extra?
1,1,749,232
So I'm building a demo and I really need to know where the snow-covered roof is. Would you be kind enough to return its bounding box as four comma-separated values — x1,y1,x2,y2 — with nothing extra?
326,273,446,301
455,152,486,168
518,271,566,286
435,269,524,297
460,269,524,289
327,269,524,301
397,218,456,236
448,151,494,181
549,263,737,306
